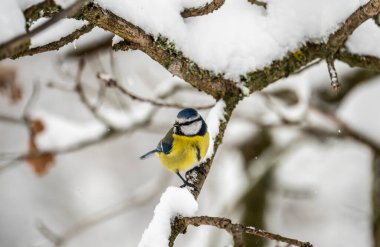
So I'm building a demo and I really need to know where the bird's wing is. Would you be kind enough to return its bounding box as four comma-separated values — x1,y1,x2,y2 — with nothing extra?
157,128,174,155
139,149,157,159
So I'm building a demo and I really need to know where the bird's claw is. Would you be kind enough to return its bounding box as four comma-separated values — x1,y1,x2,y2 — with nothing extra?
180,181,198,191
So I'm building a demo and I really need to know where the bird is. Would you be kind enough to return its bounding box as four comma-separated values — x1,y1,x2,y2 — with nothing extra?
140,108,210,188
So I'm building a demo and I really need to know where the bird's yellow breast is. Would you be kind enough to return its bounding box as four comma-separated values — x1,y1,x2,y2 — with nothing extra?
158,132,210,172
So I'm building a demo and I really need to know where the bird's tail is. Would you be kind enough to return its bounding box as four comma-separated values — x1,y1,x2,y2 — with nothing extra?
139,149,158,159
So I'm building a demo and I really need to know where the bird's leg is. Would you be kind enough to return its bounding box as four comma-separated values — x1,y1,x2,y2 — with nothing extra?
176,171,197,190
185,165,206,179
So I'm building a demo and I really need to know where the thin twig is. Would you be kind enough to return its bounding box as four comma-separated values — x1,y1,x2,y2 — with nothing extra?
0,115,25,125
16,24,94,58
97,72,215,110
36,221,62,246
75,58,115,128
247,0,267,9
310,104,380,154
336,49,380,72
181,0,225,18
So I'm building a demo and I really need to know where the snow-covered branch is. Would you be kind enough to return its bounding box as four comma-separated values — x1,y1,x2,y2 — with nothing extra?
0,0,88,59
1,1,380,246
1,0,379,100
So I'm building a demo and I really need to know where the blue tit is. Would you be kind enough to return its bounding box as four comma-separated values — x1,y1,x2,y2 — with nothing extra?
140,108,210,187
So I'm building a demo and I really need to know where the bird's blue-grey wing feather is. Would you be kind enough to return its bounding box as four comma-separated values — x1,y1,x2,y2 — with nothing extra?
139,149,157,159
140,128,174,159
157,128,174,155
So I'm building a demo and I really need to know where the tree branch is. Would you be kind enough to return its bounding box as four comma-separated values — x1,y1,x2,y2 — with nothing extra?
23,0,62,30
327,0,380,53
0,0,88,60
336,49,380,72
13,24,94,58
180,0,225,18
247,0,267,9
3,0,380,100
75,58,115,128
169,98,239,246
97,72,214,110
180,216,313,247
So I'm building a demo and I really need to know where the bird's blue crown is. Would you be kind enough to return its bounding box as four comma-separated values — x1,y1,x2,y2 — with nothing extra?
177,108,199,120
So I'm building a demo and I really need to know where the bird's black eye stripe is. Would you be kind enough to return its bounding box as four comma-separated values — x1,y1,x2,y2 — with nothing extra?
177,117,202,126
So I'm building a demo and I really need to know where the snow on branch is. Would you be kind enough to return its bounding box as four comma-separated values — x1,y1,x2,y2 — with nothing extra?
169,99,238,245
138,187,198,247
204,100,226,160
0,0,88,60
1,0,380,100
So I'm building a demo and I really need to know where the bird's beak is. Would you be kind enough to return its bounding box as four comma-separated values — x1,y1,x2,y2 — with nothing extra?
173,122,180,127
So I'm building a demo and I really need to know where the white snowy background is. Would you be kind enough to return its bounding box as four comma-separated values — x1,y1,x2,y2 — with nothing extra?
0,0,379,246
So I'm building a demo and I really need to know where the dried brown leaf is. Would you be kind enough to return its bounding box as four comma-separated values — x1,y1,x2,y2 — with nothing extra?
0,66,23,104
26,119,55,176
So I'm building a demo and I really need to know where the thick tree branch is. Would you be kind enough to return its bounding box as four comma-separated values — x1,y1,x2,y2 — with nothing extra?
87,8,240,100
180,216,312,247
180,0,225,18
3,0,380,100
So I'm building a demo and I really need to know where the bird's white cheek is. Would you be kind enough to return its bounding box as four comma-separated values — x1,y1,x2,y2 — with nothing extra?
180,121,202,135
